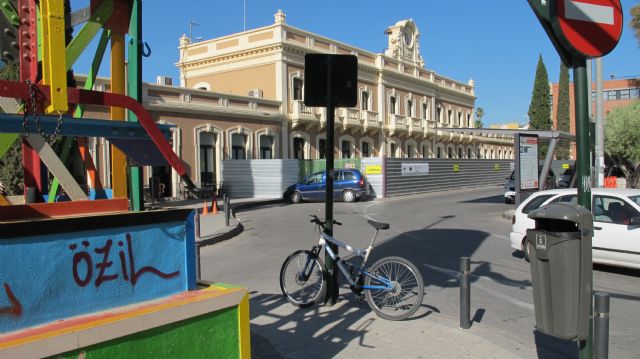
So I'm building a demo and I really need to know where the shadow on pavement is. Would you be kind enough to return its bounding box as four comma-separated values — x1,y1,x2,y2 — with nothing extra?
533,330,578,358
249,292,379,359
459,194,508,204
366,226,531,290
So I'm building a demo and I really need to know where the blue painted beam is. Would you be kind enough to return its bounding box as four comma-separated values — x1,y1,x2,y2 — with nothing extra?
0,113,173,139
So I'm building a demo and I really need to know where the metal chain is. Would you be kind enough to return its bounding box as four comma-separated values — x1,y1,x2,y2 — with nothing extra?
22,80,64,141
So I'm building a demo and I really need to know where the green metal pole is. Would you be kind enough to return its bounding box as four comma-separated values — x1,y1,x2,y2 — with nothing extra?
574,58,593,359
573,60,592,210
127,0,143,211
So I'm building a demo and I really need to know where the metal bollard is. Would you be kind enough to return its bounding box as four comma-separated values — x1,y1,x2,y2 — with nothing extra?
224,196,230,227
594,292,610,359
460,257,471,329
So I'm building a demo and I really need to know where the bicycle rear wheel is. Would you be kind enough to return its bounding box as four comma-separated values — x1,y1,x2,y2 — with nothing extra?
364,256,424,321
279,250,327,308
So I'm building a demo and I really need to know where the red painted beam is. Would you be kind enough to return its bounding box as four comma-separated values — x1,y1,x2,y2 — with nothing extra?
0,199,129,221
0,80,187,178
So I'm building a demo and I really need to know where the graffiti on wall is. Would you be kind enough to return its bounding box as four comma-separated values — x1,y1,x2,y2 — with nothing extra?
0,219,194,334
69,234,179,288
0,283,22,317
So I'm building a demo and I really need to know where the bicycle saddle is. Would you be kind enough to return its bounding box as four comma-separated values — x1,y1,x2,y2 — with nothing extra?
367,219,390,230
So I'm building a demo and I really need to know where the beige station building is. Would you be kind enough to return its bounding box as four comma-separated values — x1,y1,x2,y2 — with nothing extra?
76,11,516,196
157,11,513,189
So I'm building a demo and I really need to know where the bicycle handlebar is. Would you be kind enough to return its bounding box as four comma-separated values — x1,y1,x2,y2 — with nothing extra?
309,214,342,226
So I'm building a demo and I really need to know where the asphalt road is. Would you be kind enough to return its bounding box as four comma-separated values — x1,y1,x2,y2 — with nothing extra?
199,186,640,358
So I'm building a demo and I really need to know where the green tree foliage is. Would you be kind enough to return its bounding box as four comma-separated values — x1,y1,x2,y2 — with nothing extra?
528,55,552,130
605,101,640,188
528,55,552,159
0,60,22,195
475,107,484,128
632,4,640,45
555,63,571,159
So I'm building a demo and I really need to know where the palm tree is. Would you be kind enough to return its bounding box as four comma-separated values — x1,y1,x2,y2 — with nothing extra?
475,107,485,128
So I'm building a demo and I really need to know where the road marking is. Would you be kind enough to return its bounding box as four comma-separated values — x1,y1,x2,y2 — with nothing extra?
422,263,534,311
565,0,614,25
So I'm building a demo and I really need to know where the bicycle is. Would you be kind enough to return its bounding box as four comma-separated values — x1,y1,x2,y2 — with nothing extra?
279,214,424,321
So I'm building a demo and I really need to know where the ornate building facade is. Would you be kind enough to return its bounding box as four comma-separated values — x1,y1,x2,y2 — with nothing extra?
175,11,513,175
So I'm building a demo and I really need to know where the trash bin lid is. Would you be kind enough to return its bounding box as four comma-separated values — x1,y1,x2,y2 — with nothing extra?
528,202,592,225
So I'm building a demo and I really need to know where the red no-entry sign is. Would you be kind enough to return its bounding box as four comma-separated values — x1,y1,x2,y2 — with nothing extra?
556,0,623,58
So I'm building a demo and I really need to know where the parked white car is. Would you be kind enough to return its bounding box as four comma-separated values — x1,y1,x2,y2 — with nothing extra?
510,188,640,269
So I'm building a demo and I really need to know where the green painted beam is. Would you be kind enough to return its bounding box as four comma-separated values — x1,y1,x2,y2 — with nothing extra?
65,0,113,70
127,0,143,211
48,30,110,202
0,133,18,158
0,0,18,27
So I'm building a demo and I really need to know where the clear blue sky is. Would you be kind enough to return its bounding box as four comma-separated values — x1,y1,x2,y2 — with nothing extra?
75,0,639,125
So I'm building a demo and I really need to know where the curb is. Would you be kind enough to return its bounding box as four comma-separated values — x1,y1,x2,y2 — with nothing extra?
230,198,285,217
196,198,284,247
196,222,244,247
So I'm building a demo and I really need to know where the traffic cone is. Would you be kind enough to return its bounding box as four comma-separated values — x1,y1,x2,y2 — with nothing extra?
202,200,210,215
211,196,219,214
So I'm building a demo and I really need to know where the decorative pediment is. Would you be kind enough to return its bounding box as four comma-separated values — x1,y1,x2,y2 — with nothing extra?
384,19,425,68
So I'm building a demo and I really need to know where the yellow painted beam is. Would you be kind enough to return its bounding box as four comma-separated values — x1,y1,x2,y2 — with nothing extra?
110,32,127,199
238,292,252,359
40,0,68,114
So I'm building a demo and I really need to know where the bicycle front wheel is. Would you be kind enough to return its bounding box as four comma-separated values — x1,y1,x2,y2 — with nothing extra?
279,250,327,308
364,256,424,321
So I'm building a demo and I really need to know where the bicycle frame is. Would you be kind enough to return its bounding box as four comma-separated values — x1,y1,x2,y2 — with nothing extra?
318,230,394,292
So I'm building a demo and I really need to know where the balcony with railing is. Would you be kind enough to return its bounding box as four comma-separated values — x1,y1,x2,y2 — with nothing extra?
407,117,422,136
385,114,408,136
338,108,362,131
360,110,380,132
423,119,437,138
290,100,319,128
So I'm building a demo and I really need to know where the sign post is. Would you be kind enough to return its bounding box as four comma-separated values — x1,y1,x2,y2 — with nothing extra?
527,0,622,357
514,133,540,206
304,54,357,306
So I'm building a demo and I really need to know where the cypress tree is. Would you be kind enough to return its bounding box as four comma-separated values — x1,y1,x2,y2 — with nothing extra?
528,55,552,130
528,55,552,159
556,62,571,159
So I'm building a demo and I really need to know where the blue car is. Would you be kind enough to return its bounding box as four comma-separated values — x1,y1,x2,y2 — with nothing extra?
284,169,369,204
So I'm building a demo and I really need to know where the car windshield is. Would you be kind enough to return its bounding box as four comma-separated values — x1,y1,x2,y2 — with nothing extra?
628,195,640,206
521,194,555,214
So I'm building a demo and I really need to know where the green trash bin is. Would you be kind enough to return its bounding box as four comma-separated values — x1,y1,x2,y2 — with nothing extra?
526,203,593,341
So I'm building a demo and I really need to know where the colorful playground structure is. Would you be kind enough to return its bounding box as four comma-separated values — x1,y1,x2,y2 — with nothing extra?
0,1,249,357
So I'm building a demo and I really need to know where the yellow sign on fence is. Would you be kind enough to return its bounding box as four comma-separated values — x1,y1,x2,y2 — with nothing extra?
453,164,459,172
365,165,382,175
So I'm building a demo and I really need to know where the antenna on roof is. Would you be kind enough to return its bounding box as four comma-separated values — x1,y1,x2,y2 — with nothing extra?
243,0,246,31
189,20,200,42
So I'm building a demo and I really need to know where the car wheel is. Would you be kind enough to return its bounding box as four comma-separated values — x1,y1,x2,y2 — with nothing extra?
343,190,356,203
522,238,530,262
290,191,302,204
504,197,510,204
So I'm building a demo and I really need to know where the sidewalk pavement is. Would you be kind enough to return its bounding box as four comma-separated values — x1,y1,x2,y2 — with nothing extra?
151,196,283,246
155,196,532,358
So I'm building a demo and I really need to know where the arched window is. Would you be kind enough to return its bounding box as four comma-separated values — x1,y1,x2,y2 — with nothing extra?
259,135,274,159
292,78,303,101
200,132,216,184
389,95,397,114
231,133,247,160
